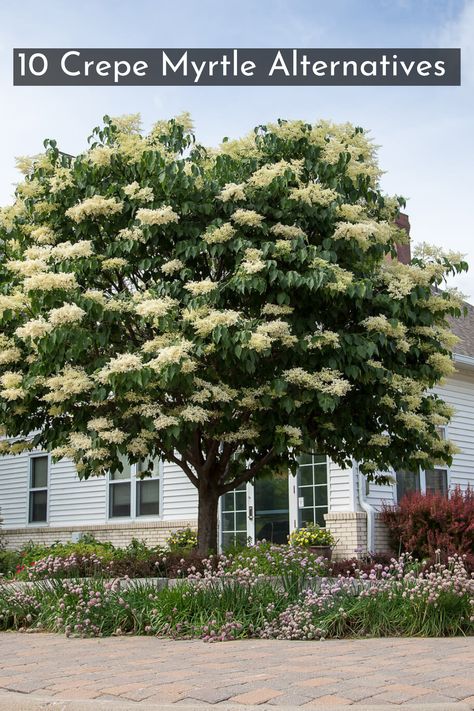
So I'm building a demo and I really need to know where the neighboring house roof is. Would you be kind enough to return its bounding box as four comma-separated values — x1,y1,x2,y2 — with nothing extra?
450,301,474,359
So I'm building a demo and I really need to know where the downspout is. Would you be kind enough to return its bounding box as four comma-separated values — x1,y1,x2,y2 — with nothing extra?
356,462,376,554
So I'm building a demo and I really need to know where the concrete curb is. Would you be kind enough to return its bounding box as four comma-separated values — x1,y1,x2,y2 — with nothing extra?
0,694,471,711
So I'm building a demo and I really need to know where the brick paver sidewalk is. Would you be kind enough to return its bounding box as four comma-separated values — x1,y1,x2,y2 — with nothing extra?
0,633,473,708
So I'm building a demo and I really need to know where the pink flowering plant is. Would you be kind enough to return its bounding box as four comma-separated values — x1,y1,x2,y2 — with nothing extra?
0,552,472,640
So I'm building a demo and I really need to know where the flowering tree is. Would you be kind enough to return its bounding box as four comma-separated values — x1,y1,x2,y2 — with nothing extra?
0,113,467,553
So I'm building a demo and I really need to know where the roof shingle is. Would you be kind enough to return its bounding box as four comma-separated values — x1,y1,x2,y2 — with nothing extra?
450,301,474,358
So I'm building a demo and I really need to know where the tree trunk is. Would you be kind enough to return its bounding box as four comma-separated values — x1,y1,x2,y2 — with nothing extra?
197,480,220,555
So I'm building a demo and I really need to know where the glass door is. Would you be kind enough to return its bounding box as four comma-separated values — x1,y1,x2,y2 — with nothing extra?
219,454,329,550
254,471,289,544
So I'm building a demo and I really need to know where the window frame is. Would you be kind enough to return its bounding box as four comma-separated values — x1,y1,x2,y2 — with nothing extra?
296,452,330,528
395,426,450,503
107,459,162,521
27,453,50,525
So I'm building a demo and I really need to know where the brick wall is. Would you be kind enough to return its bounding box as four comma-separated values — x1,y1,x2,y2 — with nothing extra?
374,513,393,555
324,512,367,559
1,519,197,550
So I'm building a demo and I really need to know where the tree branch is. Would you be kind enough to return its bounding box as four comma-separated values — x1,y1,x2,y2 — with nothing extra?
163,449,198,487
220,447,276,494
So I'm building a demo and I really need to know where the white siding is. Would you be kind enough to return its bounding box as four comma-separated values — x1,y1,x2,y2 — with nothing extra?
48,459,107,525
434,368,474,490
366,476,396,510
328,460,355,512
0,452,29,528
161,460,198,521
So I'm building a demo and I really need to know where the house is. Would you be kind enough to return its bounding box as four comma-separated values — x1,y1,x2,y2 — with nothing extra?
1,216,473,558
1,301,472,559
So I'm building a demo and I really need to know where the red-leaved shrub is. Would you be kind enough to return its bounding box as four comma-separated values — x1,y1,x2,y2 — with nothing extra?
380,486,474,561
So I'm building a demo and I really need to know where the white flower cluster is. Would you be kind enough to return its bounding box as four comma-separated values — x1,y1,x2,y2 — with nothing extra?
276,424,303,446
87,417,114,431
203,223,235,245
249,320,296,352
0,372,25,401
270,223,306,240
6,258,48,277
283,367,352,397
123,181,154,202
42,367,94,404
241,248,266,275
52,241,94,261
154,414,179,430
180,404,210,424
221,425,259,442
49,168,74,193
261,303,294,316
23,272,78,293
48,303,86,327
96,353,143,383
30,226,56,244
111,113,142,134
87,145,114,167
0,293,28,317
231,208,264,228
191,377,238,404
117,226,144,242
335,204,367,222
361,315,407,340
134,295,177,319
247,159,303,189
368,434,391,447
147,340,193,371
428,352,455,378
17,178,45,199
217,183,246,202
101,257,128,271
0,337,21,366
184,279,217,296
184,307,241,337
136,206,179,226
306,330,340,349
15,317,52,341
289,183,337,207
66,196,123,223
333,220,392,251
161,259,184,275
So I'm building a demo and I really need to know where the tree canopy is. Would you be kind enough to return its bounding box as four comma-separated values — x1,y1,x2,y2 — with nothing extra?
0,113,468,551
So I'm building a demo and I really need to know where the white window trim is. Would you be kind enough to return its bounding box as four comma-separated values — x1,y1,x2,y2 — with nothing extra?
295,455,330,529
107,459,163,521
27,453,50,526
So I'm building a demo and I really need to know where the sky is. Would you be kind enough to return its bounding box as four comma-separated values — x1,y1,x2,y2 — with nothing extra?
0,0,473,297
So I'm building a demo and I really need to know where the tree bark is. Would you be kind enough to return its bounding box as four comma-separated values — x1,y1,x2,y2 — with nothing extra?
197,478,220,555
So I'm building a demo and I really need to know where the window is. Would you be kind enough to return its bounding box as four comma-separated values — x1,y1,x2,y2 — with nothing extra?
297,452,328,527
396,469,421,502
396,428,449,502
29,455,48,523
136,459,160,517
425,468,448,496
109,458,160,519
220,483,247,550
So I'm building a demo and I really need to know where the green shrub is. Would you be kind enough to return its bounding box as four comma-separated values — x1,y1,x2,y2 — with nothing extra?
166,528,197,552
288,523,335,547
0,548,22,577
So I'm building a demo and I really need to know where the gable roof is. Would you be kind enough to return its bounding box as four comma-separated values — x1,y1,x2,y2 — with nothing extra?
450,301,474,358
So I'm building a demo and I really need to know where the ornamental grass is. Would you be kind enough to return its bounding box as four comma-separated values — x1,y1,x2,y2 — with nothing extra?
0,553,472,641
